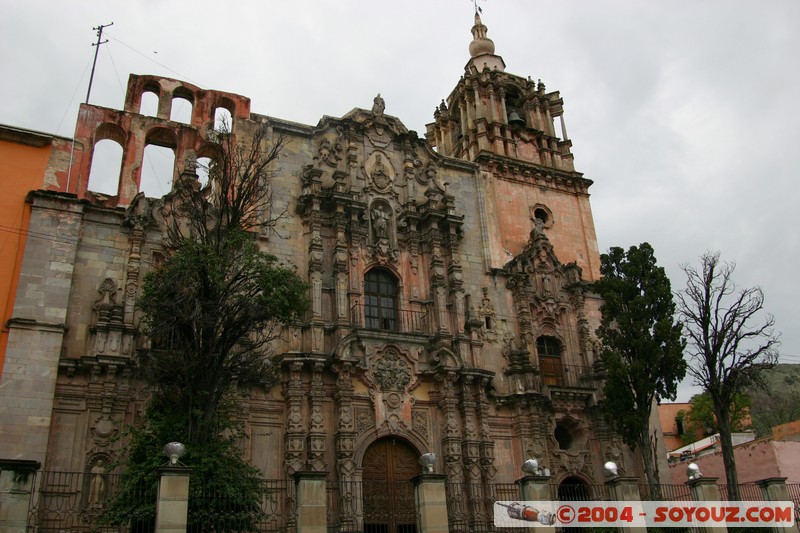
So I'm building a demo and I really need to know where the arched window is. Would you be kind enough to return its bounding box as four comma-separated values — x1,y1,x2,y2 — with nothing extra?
537,335,563,385
364,269,397,331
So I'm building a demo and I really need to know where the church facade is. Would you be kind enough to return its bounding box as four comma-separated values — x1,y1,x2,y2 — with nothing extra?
0,13,642,529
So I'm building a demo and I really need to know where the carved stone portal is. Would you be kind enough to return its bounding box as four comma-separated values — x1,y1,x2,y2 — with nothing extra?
367,347,416,434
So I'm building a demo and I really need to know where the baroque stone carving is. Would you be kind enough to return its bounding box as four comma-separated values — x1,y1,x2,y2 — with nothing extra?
355,406,375,435
373,349,411,391
365,151,394,191
412,408,429,439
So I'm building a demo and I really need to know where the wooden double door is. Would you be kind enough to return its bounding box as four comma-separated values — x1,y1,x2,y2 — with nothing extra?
362,438,418,533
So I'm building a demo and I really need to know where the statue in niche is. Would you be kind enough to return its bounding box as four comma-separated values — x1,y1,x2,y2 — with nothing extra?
533,217,545,236
372,205,390,240
372,93,385,116
87,460,106,507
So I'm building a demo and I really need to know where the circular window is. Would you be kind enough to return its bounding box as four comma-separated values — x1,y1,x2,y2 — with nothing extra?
530,204,554,230
554,419,586,452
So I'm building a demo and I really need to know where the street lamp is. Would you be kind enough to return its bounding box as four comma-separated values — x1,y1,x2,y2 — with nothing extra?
419,453,437,473
163,442,186,465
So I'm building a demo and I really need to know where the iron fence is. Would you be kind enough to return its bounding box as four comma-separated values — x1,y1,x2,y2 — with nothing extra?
540,363,598,389
26,470,156,532
645,483,693,501
25,471,294,533
188,478,295,532
446,481,527,533
350,303,432,335
24,471,800,532
788,484,800,526
717,483,765,502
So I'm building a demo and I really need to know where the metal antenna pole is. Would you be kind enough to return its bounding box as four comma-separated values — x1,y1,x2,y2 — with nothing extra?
86,22,113,104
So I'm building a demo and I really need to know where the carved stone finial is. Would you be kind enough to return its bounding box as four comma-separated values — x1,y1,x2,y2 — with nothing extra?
469,13,495,57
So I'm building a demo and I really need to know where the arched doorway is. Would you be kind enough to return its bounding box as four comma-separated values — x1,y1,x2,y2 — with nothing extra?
362,437,418,533
558,475,591,501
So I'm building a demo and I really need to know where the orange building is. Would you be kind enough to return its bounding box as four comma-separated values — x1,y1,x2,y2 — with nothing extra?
658,402,692,452
0,125,73,376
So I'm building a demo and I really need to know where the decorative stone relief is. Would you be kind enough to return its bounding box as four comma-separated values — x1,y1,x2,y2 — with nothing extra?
478,287,498,342
355,406,375,435
365,151,395,192
315,138,341,168
366,346,417,434
412,408,429,439
373,350,411,391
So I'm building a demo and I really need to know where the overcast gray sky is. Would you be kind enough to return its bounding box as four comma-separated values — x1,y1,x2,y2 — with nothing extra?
2,0,798,401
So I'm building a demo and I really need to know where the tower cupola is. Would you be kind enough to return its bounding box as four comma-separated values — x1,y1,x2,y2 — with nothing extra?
467,13,505,72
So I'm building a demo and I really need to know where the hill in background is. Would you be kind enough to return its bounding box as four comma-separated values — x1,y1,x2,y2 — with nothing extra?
748,363,800,436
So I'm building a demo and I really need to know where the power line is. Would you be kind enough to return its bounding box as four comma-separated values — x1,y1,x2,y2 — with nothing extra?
86,22,113,104
104,31,206,88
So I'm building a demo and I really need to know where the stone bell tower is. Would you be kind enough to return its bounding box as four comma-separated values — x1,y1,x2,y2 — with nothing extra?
427,12,600,280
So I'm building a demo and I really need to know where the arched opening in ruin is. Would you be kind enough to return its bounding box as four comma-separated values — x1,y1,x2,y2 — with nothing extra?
139,90,159,117
169,95,193,124
87,139,123,195
214,107,233,132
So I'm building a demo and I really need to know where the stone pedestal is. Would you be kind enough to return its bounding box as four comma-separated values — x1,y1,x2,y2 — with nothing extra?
516,475,552,533
155,465,191,533
0,459,40,533
518,474,551,501
605,477,646,533
293,471,328,533
412,473,449,533
757,477,799,533
687,477,727,533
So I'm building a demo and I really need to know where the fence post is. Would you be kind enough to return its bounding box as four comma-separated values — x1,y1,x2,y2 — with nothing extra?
515,474,552,532
605,477,646,533
155,465,191,533
412,473,449,533
518,473,551,501
757,477,799,533
0,459,40,533
293,471,328,533
687,477,727,533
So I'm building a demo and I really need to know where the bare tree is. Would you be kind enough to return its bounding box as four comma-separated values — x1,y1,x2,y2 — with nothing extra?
676,252,779,499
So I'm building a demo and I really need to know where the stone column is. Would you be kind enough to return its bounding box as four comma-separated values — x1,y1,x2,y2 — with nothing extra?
0,459,40,533
606,477,646,533
412,473,449,533
293,471,328,533
757,477,799,533
687,477,727,533
155,465,191,533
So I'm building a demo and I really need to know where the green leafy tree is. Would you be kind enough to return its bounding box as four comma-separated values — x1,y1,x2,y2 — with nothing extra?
679,391,752,445
106,123,309,530
593,243,686,500
677,252,779,500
